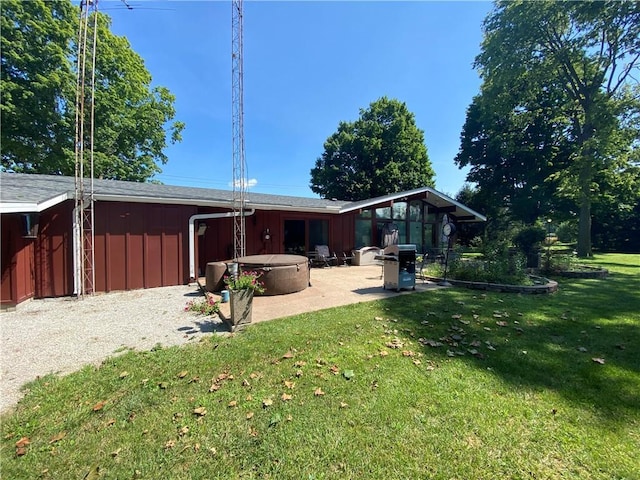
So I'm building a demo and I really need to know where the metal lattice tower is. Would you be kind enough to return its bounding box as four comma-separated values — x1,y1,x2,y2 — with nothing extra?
74,0,98,297
231,0,246,259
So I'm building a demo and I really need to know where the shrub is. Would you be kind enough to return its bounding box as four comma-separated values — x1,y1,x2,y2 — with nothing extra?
513,225,546,255
556,221,578,244
185,295,221,316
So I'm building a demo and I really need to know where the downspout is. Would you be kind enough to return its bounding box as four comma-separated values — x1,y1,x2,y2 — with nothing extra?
189,209,255,281
72,206,81,295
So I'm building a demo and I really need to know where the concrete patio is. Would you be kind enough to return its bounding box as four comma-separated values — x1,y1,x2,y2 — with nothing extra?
211,264,444,324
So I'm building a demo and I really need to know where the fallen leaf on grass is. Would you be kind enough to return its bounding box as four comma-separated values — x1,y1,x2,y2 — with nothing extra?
228,401,238,408
106,418,116,427
295,370,304,377
386,339,404,349
314,387,325,396
111,448,122,458
379,350,389,357
165,440,176,449
592,357,606,364
340,402,348,408
342,370,355,380
246,412,254,420
284,380,295,389
193,407,207,416
330,365,340,375
262,398,273,408
84,465,101,480
282,351,294,359
209,383,220,392
177,370,188,379
281,393,293,401
15,437,30,456
49,431,66,444
92,401,106,411
119,371,129,379
178,426,189,436
496,321,508,327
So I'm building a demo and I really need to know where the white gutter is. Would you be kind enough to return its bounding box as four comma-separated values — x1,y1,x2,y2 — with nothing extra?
72,206,81,295
188,209,255,281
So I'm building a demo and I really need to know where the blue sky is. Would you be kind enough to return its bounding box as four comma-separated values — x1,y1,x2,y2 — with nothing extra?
103,1,494,198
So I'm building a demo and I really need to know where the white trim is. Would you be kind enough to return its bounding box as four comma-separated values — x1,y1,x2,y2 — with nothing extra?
339,187,486,222
188,209,256,281
0,193,70,214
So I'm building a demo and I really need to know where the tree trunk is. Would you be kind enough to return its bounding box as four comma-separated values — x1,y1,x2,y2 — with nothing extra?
577,197,592,258
575,113,595,258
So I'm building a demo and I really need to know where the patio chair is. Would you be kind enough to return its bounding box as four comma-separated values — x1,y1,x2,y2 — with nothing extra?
339,251,354,266
314,245,338,267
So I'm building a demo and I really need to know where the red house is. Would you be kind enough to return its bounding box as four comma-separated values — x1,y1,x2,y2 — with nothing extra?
1,173,485,307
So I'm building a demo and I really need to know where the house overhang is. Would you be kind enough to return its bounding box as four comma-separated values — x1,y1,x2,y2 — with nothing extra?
339,187,486,223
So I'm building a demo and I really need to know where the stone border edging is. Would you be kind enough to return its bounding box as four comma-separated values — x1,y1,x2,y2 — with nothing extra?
554,266,608,279
423,275,558,294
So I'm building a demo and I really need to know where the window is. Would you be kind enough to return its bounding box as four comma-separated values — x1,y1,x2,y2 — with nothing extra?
309,220,329,249
392,202,407,220
355,218,372,248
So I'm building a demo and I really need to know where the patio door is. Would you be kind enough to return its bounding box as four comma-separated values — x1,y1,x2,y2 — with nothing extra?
283,220,305,255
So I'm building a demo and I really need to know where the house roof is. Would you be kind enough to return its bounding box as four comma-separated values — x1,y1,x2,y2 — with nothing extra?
0,173,486,222
340,186,486,222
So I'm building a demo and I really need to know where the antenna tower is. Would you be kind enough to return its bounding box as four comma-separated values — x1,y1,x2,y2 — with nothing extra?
74,0,98,297
231,0,246,259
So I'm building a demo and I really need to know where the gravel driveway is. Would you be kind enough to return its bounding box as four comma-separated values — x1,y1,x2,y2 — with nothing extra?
0,284,223,414
1,265,437,415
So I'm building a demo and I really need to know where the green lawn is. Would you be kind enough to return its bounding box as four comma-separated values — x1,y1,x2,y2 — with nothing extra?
2,254,639,479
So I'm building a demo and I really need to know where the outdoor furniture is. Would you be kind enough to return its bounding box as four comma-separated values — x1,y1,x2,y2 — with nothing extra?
352,246,382,266
339,251,354,266
313,245,338,268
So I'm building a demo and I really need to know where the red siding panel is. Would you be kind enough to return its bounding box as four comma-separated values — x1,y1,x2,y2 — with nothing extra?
35,202,73,298
1,215,36,305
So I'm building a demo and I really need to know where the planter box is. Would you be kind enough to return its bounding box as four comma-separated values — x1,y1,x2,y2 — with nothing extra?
228,289,253,332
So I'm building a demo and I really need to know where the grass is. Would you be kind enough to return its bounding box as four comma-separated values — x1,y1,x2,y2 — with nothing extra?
1,253,639,479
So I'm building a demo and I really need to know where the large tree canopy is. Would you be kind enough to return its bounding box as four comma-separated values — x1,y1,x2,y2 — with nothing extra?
310,97,435,201
1,0,184,181
458,0,640,257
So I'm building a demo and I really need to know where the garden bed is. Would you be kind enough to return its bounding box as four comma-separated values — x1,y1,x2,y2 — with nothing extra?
424,275,558,294
552,265,608,279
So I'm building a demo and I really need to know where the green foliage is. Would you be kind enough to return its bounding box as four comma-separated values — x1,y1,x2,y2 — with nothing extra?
464,1,640,257
556,220,578,244
184,295,220,316
310,96,435,201
0,0,184,181
224,270,266,294
513,225,546,255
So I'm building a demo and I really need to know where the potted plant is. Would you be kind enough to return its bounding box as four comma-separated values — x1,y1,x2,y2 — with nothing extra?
224,269,265,331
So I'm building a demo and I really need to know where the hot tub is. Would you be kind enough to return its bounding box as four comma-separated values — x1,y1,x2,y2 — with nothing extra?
236,254,309,296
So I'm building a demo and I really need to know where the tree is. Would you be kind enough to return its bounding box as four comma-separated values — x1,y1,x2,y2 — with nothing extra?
456,89,574,226
468,0,640,257
1,0,184,181
310,97,435,201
